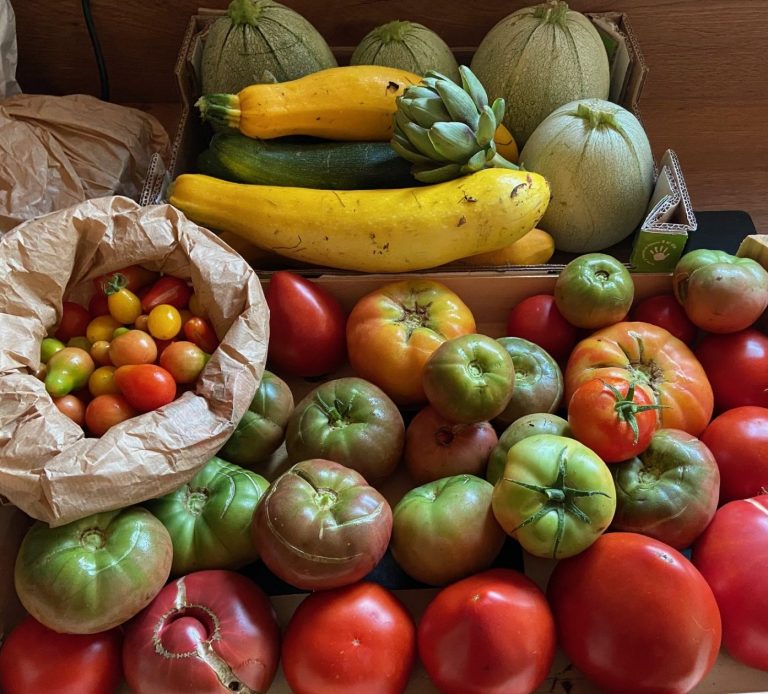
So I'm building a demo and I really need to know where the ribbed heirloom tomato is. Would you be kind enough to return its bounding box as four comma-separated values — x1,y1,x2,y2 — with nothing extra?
565,321,714,436
346,279,476,405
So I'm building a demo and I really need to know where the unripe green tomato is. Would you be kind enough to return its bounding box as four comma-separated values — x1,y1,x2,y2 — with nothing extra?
40,337,65,363
44,347,95,397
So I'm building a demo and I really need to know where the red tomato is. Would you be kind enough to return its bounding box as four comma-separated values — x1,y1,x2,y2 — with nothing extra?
565,321,714,436
88,291,110,317
548,532,721,694
282,582,416,694
505,294,580,364
266,271,346,378
418,568,556,694
692,495,768,671
54,301,92,342
0,615,122,694
700,406,768,503
695,329,768,411
123,570,280,694
141,275,192,313
182,316,219,354
346,279,475,405
85,394,137,436
94,265,157,295
630,293,698,345
114,364,176,412
159,341,208,384
53,394,86,426
568,376,660,463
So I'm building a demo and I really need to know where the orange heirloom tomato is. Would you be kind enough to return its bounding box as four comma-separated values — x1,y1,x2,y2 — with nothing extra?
565,321,714,437
346,279,476,405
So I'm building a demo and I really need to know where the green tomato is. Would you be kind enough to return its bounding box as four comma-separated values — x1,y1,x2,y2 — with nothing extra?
285,377,405,483
554,253,634,329
145,456,270,576
492,434,616,559
14,507,172,634
40,337,65,363
422,333,515,424
486,413,572,485
219,370,294,468
495,337,564,428
391,474,505,586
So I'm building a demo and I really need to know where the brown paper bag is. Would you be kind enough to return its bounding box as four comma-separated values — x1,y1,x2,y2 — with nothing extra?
0,196,269,526
0,94,169,232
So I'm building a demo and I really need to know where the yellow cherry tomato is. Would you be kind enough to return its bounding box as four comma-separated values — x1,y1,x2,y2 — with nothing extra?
147,304,182,341
104,273,142,325
90,340,112,366
86,315,122,344
88,365,120,397
134,314,150,332
188,293,207,318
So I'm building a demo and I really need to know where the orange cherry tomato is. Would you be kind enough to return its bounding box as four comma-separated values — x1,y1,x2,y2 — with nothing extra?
85,394,138,437
90,340,112,366
147,304,182,341
159,341,209,384
88,366,120,397
53,394,86,426
183,317,219,354
109,330,158,367
134,314,150,332
188,293,207,318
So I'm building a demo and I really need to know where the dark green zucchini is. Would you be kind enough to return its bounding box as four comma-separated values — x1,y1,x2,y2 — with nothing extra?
196,132,417,190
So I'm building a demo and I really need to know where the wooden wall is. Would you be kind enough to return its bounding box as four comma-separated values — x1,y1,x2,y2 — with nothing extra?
10,0,768,232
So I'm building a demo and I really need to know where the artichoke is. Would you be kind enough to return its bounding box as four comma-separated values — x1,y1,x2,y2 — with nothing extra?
391,65,520,182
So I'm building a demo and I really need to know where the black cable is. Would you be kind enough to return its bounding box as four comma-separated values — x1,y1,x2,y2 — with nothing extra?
81,0,110,101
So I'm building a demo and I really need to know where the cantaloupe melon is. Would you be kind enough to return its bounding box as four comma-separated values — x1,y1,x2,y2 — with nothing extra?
519,98,654,253
201,0,337,95
470,0,609,147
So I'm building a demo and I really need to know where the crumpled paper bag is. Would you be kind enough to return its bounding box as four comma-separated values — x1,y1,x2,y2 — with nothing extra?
0,94,170,233
0,0,20,97
0,196,269,526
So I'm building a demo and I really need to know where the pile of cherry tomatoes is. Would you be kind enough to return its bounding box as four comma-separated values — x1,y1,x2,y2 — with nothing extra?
39,265,219,436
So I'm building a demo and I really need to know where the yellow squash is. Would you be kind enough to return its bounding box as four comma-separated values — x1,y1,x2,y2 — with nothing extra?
196,65,422,141
454,228,555,267
168,169,550,273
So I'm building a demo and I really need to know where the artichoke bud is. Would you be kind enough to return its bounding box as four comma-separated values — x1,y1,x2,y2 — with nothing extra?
435,80,481,129
491,98,506,126
428,122,478,163
459,65,489,111
475,106,497,147
402,122,444,160
413,162,463,183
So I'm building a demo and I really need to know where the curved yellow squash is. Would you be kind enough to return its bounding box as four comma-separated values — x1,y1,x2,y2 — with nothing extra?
169,169,551,273
198,65,422,141
455,228,555,266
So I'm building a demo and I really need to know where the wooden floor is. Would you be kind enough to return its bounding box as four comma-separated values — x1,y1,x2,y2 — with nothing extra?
10,0,768,234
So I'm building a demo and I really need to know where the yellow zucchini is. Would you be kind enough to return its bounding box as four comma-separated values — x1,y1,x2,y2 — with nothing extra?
196,65,422,141
454,228,555,266
168,169,550,273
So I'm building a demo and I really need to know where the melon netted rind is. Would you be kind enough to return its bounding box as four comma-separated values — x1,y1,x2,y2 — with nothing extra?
201,0,337,95
350,19,460,82
519,98,655,254
470,0,610,147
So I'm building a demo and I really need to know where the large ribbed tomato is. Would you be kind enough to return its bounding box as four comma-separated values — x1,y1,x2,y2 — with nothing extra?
346,279,476,405
564,321,713,436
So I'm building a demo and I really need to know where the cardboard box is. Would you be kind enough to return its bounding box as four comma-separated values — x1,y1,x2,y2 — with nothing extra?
139,10,697,274
1,272,765,693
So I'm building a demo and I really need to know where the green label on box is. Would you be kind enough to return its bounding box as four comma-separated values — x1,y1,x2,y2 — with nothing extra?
630,230,688,272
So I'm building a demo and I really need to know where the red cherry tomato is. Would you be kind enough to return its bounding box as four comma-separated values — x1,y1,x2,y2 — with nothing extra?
159,341,208,384
0,615,122,694
505,294,580,364
53,394,86,426
282,582,416,694
114,364,177,412
54,301,92,343
93,265,157,295
141,276,192,313
182,316,218,354
85,394,138,436
266,270,346,377
88,292,110,318
418,568,556,694
630,293,698,345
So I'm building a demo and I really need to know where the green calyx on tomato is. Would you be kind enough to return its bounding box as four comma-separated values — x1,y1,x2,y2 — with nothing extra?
603,379,663,444
493,434,616,559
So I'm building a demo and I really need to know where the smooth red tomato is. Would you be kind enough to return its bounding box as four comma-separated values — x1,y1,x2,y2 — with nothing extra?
700,406,768,503
183,316,219,354
695,329,768,411
692,495,768,671
282,581,416,694
568,376,659,463
114,364,177,412
265,271,347,378
55,301,92,342
94,265,157,295
418,568,556,694
159,341,208,384
85,393,137,436
630,293,698,345
88,291,110,317
346,279,475,405
565,321,714,436
141,275,192,313
505,293,580,364
108,329,158,367
548,532,722,694
0,615,122,694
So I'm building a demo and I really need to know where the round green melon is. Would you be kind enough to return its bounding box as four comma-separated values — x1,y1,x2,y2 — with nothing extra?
519,98,654,253
470,0,610,147
201,0,337,94
350,20,459,82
